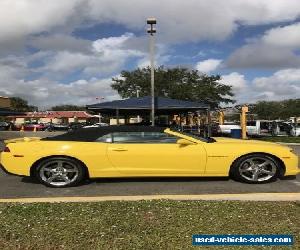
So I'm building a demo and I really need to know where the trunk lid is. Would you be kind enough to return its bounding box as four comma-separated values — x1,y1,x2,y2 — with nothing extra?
4,137,41,144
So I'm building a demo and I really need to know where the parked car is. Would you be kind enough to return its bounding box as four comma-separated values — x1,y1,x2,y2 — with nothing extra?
218,120,275,136
23,123,47,131
271,121,293,136
45,123,69,132
83,122,109,128
68,122,86,131
1,126,298,187
0,122,11,131
290,124,300,137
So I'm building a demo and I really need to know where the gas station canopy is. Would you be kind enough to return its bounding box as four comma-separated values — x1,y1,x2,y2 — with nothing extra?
86,96,210,115
0,108,25,116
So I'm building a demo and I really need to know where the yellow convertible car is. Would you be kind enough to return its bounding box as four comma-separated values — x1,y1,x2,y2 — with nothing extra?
0,126,299,187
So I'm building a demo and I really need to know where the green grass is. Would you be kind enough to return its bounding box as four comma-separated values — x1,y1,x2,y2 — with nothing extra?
256,136,300,143
0,200,299,250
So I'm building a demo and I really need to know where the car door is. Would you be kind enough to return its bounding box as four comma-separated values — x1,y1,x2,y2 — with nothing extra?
103,131,207,176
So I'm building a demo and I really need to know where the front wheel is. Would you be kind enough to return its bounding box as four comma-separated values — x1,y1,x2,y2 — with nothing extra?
35,157,85,187
230,154,280,184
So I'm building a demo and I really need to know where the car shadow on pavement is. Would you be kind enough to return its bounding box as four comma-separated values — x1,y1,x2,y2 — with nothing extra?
20,176,93,187
21,176,40,184
89,176,230,184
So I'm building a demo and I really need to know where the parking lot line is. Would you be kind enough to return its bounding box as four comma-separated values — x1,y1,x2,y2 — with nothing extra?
0,193,299,203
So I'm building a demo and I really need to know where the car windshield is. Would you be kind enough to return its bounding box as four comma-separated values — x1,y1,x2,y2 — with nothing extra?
171,129,214,143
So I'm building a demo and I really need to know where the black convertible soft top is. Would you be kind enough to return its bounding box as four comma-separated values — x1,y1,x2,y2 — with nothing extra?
42,126,166,142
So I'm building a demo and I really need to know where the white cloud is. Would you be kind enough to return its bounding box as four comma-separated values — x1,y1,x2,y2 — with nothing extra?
1,53,299,107
219,72,247,92
0,0,83,45
0,56,27,78
30,34,91,53
218,69,300,104
218,72,254,104
44,51,93,73
227,44,300,69
1,0,300,108
0,31,171,108
226,22,300,69
136,43,170,68
92,33,134,51
262,22,300,48
196,59,222,73
253,68,300,99
38,33,145,76
87,0,300,43
0,64,119,108
1,0,300,48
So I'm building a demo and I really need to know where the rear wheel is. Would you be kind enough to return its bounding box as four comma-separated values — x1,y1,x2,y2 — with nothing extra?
35,157,85,187
230,154,280,184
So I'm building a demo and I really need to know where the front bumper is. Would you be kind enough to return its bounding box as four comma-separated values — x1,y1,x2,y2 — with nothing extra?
282,153,300,176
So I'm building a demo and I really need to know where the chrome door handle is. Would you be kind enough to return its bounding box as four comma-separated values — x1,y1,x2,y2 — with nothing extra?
109,147,128,151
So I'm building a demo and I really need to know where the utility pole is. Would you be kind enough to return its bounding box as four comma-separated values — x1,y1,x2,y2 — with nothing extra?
147,17,156,126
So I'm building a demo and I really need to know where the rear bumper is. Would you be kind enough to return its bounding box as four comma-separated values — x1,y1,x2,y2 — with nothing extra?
0,164,26,177
0,153,30,176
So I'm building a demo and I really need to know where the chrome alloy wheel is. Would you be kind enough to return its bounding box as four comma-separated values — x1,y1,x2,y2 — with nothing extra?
39,159,79,187
238,156,277,182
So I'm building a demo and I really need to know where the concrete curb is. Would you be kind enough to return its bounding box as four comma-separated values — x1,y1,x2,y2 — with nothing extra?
0,193,299,203
278,142,300,146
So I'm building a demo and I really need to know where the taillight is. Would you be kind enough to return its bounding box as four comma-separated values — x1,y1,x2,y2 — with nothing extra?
3,146,10,152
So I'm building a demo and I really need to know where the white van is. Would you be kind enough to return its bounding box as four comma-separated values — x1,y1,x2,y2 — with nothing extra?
246,120,272,136
218,120,272,136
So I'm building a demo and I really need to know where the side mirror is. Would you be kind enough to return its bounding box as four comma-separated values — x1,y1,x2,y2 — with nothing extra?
176,138,195,146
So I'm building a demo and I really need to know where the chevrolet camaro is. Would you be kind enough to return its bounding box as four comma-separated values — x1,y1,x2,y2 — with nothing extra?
0,126,299,187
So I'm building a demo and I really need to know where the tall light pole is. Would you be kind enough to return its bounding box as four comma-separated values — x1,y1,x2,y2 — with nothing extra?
136,88,141,122
96,97,104,123
147,17,156,126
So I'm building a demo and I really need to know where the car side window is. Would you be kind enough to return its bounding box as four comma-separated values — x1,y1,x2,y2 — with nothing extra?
95,132,179,143
95,133,113,143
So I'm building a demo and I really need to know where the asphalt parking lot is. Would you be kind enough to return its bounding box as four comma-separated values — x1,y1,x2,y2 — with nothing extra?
0,140,299,199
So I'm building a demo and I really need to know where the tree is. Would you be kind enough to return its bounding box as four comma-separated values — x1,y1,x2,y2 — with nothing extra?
51,105,86,111
111,66,235,108
10,97,37,112
251,99,300,120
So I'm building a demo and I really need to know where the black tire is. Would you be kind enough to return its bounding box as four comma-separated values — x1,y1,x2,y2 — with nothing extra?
34,157,86,187
230,153,280,184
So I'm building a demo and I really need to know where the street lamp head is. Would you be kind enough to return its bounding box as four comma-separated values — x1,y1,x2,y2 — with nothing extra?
147,18,157,25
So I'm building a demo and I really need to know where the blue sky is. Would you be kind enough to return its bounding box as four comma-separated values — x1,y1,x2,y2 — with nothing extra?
0,0,299,108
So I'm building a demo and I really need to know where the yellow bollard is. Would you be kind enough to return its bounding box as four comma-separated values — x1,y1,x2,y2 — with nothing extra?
33,126,37,132
218,111,224,125
20,125,24,132
241,106,248,139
